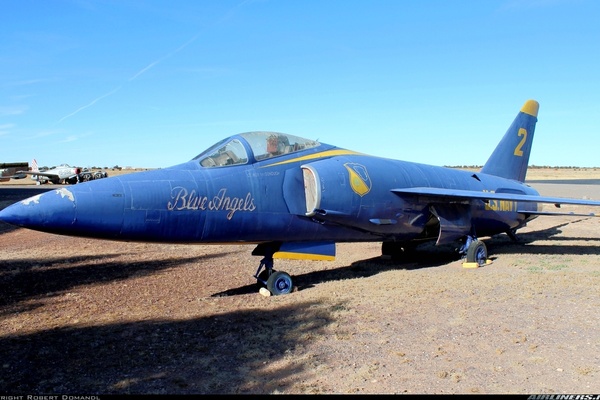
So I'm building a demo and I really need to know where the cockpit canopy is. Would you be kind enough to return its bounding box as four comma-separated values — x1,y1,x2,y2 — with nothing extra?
193,131,321,168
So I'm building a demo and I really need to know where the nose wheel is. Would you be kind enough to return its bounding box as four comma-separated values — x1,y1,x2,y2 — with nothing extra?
253,247,294,295
266,270,293,295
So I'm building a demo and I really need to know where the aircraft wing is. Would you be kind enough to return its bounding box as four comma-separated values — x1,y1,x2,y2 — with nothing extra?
0,162,29,181
392,187,600,216
0,173,27,180
17,170,60,178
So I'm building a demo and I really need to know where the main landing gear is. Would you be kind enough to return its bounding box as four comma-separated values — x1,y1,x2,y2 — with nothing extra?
253,244,294,296
460,235,491,268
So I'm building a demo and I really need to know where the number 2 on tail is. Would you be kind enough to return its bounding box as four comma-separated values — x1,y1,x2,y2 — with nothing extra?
514,128,527,157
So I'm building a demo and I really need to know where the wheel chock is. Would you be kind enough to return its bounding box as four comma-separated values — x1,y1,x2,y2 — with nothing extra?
259,287,271,297
462,259,493,268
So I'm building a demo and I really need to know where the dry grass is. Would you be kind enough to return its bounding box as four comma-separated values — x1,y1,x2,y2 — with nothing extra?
1,169,599,394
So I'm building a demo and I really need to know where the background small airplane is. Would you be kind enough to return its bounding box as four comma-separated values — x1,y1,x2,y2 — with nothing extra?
0,162,29,182
20,159,82,185
1,100,599,295
78,168,109,182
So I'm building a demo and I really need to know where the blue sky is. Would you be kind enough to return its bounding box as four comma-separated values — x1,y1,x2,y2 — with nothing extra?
2,0,599,169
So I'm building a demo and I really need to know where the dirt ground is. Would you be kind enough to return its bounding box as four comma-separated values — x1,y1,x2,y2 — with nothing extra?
0,168,599,394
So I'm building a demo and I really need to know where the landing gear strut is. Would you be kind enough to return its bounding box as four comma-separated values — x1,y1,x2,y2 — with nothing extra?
253,244,294,295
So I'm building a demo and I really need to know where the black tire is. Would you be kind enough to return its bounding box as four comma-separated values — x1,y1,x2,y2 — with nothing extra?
80,173,93,182
266,271,293,295
256,269,276,286
382,241,416,261
466,240,487,266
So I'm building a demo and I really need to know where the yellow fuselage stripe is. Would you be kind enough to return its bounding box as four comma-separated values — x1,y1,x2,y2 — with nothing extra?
259,149,362,168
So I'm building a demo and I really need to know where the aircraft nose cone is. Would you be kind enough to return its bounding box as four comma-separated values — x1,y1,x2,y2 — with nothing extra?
0,188,77,230
0,178,126,237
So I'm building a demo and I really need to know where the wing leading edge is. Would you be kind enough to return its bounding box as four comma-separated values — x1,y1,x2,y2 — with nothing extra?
17,171,60,178
392,187,600,216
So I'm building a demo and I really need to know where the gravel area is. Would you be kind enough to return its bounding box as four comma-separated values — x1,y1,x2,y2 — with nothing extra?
1,169,599,394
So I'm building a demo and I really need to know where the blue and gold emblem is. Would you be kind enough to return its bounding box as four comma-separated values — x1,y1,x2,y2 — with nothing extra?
344,163,371,196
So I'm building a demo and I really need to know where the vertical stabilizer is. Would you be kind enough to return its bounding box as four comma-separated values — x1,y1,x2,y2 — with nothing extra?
480,100,539,182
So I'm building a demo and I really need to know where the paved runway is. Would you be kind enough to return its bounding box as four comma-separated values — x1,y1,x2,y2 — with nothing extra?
527,180,600,199
0,186,53,208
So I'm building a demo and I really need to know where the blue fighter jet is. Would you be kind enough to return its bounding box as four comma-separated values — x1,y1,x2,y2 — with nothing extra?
1,100,599,295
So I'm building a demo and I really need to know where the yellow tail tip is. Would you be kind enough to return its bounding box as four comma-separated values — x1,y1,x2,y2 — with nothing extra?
521,99,539,117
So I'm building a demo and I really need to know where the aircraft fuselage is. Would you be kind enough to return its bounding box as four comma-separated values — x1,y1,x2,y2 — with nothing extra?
1,140,540,246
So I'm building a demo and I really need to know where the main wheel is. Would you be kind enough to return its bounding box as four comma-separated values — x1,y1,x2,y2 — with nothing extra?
466,240,487,266
381,242,416,261
266,271,293,295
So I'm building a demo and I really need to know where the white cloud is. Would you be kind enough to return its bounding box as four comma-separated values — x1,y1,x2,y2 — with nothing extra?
0,123,15,137
59,132,93,143
58,86,122,123
0,105,28,116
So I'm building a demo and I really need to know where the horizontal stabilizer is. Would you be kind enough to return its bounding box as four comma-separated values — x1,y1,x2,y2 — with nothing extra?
393,187,600,207
274,241,336,261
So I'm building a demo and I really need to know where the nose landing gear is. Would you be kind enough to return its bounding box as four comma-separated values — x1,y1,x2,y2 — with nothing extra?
253,244,294,296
